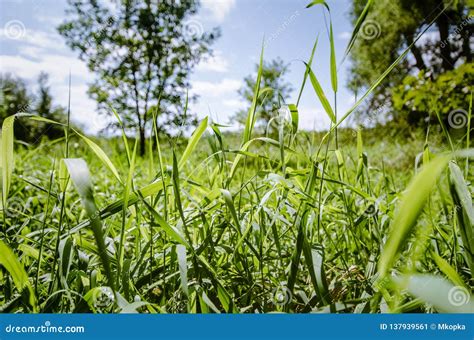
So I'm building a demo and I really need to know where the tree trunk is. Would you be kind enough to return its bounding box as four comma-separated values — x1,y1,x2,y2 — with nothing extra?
462,25,472,63
139,127,146,157
436,16,454,71
407,36,427,72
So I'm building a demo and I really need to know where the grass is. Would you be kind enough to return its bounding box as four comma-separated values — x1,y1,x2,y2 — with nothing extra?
0,1,473,314
0,123,472,313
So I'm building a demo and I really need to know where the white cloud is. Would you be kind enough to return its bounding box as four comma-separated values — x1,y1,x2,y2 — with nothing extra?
192,78,241,97
0,54,92,83
36,14,64,27
190,78,243,125
222,99,243,108
338,31,351,40
197,50,229,73
201,0,236,22
297,106,332,131
0,25,103,132
0,28,65,51
0,53,104,133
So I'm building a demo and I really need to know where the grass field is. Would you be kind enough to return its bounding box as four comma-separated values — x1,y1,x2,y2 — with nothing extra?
1,113,473,313
0,1,473,314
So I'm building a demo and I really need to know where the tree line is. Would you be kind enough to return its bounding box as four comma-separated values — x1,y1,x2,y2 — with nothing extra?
1,0,471,153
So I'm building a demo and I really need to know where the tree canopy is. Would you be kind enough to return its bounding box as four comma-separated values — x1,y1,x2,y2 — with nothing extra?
58,0,220,155
233,58,293,135
349,0,472,117
0,73,66,143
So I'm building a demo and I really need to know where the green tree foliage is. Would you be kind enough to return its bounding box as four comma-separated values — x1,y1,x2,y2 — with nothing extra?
0,73,65,143
0,74,32,141
233,58,293,134
392,62,473,126
35,73,67,139
58,0,220,156
349,0,472,116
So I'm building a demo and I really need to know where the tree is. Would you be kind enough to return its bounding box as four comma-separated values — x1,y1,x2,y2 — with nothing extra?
35,72,67,139
233,58,293,134
348,0,472,115
58,0,220,156
0,73,66,142
0,74,35,142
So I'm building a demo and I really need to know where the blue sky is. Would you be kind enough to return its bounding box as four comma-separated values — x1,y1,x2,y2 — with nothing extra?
0,0,356,134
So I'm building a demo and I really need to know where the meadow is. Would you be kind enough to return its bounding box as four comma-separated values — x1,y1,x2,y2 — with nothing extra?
0,1,473,314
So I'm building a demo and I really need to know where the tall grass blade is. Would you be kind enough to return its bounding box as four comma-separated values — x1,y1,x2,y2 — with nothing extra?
449,161,474,276
305,63,336,123
432,252,468,288
179,117,208,170
343,0,374,58
177,245,189,298
396,274,474,313
378,155,450,276
1,115,15,203
0,239,37,310
74,129,123,185
296,36,318,106
63,158,114,289
242,41,264,145
329,21,337,93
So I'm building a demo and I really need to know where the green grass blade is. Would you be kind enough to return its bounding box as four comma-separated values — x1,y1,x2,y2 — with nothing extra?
138,195,189,246
343,0,374,58
177,245,189,298
242,41,264,145
432,252,468,288
378,155,451,276
1,115,15,203
178,117,208,170
288,104,299,133
118,139,138,277
58,237,74,289
396,274,474,313
221,189,241,233
74,129,123,185
63,158,114,289
0,239,37,310
449,161,474,276
329,19,337,93
297,35,318,107
306,0,329,10
305,63,336,123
